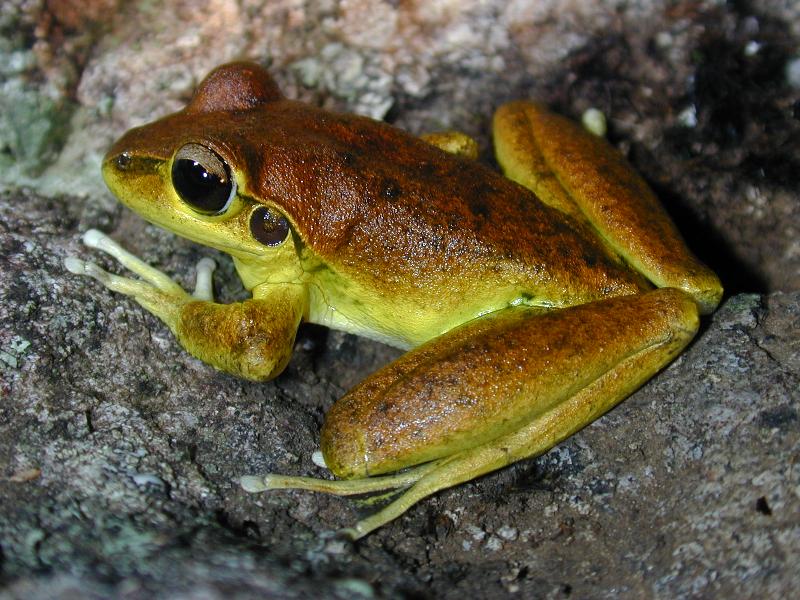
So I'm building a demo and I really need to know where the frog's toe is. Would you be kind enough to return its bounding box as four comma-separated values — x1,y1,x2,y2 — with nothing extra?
79,229,185,295
64,254,115,285
311,450,328,468
239,475,271,493
240,473,331,493
66,236,192,324
240,461,438,503
65,255,163,299
63,255,89,276
81,228,109,248
192,257,217,301
65,256,121,286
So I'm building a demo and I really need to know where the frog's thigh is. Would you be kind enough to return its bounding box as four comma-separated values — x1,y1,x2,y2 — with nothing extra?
322,288,698,536
493,101,722,313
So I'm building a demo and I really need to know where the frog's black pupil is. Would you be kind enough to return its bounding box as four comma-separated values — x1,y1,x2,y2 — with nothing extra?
172,157,232,214
250,206,290,247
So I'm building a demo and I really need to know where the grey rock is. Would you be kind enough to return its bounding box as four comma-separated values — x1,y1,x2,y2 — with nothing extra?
1,0,799,598
1,190,798,598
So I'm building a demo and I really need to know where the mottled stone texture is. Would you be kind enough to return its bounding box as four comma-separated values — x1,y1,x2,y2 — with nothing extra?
1,0,799,598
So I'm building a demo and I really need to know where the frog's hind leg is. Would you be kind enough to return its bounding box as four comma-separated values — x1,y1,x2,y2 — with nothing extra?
242,288,699,539
493,101,722,313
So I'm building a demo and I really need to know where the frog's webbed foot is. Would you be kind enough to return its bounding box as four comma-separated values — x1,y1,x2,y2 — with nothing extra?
241,458,438,496
240,458,441,540
65,229,215,325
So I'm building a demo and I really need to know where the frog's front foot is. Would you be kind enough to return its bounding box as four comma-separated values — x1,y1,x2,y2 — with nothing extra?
65,229,216,324
66,229,305,381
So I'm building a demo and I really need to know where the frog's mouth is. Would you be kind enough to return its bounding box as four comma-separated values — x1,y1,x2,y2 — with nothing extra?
170,225,265,260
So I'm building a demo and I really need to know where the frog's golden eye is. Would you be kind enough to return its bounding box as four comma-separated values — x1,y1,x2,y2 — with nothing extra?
250,206,290,246
172,143,236,215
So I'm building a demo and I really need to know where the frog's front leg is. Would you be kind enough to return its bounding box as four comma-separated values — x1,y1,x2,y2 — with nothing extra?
243,288,699,539
65,230,305,381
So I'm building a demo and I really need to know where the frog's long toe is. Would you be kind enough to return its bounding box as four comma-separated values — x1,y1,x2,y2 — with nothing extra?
64,255,156,298
240,460,439,501
80,229,185,295
66,230,193,323
192,257,216,301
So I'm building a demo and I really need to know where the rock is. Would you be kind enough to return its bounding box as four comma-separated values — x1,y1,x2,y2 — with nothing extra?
1,0,798,598
1,191,798,598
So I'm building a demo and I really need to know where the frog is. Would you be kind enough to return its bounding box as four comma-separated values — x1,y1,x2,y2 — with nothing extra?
65,61,722,539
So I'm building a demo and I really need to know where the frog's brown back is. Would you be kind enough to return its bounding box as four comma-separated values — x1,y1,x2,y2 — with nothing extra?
246,101,646,308
118,94,645,310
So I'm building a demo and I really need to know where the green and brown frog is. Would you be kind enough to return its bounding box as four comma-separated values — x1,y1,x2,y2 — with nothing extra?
66,62,722,539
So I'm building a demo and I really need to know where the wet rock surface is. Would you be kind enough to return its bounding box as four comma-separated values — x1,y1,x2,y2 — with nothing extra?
1,0,799,598
2,189,798,599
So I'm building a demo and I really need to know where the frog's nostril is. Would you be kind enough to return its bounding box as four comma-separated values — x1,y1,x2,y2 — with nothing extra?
114,153,132,171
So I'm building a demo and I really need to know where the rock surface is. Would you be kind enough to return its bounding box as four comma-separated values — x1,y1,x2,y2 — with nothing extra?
1,0,799,598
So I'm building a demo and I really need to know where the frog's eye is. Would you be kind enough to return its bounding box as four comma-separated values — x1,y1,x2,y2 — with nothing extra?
172,143,236,214
250,206,290,247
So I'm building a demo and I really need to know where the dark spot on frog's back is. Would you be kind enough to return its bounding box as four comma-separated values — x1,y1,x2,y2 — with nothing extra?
447,213,465,230
582,250,598,267
381,179,402,201
340,151,357,167
466,196,491,220
416,161,438,182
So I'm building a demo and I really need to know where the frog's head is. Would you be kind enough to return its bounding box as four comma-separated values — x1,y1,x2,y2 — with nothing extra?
102,62,302,288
